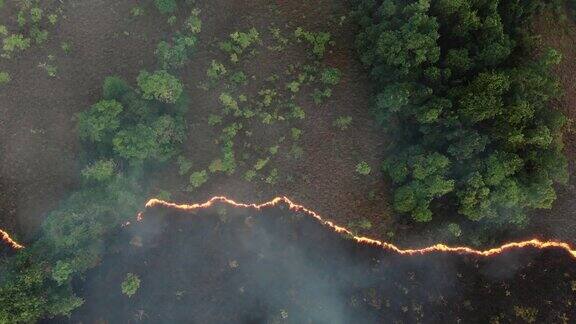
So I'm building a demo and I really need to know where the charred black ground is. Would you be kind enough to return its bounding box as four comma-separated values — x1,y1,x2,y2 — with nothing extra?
64,204,576,323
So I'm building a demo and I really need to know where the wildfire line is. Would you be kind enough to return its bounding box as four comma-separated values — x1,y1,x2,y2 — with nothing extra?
0,229,24,250
145,196,576,260
3,195,576,260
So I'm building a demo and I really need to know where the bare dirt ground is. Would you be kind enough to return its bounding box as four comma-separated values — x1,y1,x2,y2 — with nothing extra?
67,205,576,323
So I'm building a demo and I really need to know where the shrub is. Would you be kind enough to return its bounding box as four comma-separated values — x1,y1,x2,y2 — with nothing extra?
154,0,177,14
244,170,257,182
184,9,202,34
131,6,144,17
30,7,43,23
333,116,352,130
48,14,58,25
31,28,48,44
356,161,371,175
208,114,222,126
61,42,72,54
265,168,278,184
137,70,183,103
219,92,239,113
177,156,193,175
229,71,248,86
189,170,208,188
321,67,341,85
286,80,301,93
207,60,227,80
311,88,331,104
2,34,31,55
294,27,331,58
121,273,141,298
254,158,269,171
220,28,260,63
447,223,462,238
290,128,302,140
0,71,10,85
155,34,197,69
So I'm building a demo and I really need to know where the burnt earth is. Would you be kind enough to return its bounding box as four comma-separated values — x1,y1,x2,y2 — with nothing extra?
65,204,576,323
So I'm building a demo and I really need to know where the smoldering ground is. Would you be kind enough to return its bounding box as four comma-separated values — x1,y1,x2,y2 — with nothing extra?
62,203,576,323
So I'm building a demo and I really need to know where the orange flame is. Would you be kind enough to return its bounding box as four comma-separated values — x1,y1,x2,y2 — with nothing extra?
3,195,575,260
0,229,24,250
145,196,576,260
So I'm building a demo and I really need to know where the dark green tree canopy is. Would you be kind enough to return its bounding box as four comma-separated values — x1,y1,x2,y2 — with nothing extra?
354,0,567,226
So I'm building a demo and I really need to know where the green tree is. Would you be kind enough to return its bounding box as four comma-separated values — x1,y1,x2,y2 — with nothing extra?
112,124,158,162
103,76,131,100
78,100,123,142
81,160,116,183
137,70,183,104
354,0,567,228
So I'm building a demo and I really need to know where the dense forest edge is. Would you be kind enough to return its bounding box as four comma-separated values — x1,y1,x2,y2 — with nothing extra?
0,0,575,322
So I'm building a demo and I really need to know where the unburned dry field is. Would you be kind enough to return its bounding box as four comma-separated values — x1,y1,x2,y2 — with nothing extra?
0,1,575,256
0,0,401,247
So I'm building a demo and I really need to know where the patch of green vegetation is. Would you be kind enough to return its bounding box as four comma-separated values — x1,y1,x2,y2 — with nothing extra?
447,223,462,238
2,34,31,57
154,0,177,15
61,41,72,54
294,27,332,58
333,116,352,130
81,160,116,183
268,26,289,51
131,5,145,17
137,70,183,103
356,161,371,176
0,71,10,85
220,28,261,63
156,34,197,70
121,273,141,298
321,67,341,85
311,88,332,104
207,60,227,80
189,170,208,189
177,156,193,175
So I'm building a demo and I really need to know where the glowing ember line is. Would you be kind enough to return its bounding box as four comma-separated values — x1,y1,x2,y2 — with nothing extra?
0,229,24,250
145,196,576,260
